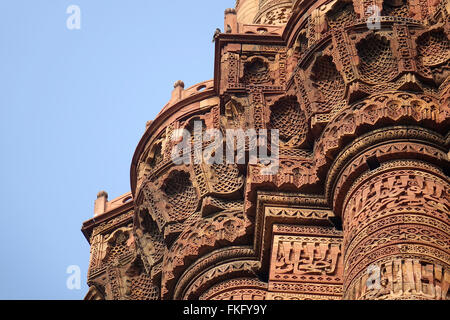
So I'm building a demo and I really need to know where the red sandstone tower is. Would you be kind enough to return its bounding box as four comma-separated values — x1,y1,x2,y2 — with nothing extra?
82,0,450,300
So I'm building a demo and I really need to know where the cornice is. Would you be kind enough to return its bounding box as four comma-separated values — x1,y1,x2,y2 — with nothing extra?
81,200,134,242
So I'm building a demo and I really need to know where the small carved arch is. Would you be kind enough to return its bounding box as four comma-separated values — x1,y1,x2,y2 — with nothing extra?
382,0,410,17
269,96,308,146
182,116,206,134
416,28,450,67
310,55,346,109
102,227,133,263
356,34,397,84
242,57,272,85
177,116,207,151
137,132,167,189
325,0,357,29
183,261,262,300
123,256,160,300
161,170,199,221
385,99,403,118
172,246,255,300
199,278,268,300
161,210,252,299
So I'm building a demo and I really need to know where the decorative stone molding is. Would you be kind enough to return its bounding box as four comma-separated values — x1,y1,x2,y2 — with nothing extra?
83,0,450,300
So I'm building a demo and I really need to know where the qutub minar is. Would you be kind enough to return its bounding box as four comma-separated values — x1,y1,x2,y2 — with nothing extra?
82,0,450,300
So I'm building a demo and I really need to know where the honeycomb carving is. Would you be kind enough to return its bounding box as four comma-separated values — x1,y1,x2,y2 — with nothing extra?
125,257,160,300
162,171,198,220
210,163,244,195
326,1,357,29
356,35,397,84
103,229,132,264
382,0,410,17
311,56,345,109
243,58,272,85
417,29,450,67
269,97,307,145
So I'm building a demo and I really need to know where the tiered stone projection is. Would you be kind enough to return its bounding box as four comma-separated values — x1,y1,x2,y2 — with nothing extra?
82,0,449,300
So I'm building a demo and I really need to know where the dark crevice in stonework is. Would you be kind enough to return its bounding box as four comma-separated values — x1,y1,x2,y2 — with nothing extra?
366,156,381,171
311,55,345,110
443,164,450,178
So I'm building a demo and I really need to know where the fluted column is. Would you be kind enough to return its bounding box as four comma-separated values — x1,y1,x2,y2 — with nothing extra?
340,160,450,300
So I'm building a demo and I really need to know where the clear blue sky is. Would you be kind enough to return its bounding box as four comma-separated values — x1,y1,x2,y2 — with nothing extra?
0,0,235,299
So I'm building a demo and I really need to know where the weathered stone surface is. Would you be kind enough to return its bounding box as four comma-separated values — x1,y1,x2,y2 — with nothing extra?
82,0,450,300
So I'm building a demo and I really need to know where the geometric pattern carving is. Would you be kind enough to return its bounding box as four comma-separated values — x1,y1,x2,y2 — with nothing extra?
383,0,410,17
356,35,397,84
269,97,307,145
126,258,160,300
243,58,271,85
103,229,131,264
341,161,450,299
161,210,252,299
326,1,357,29
417,29,450,67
